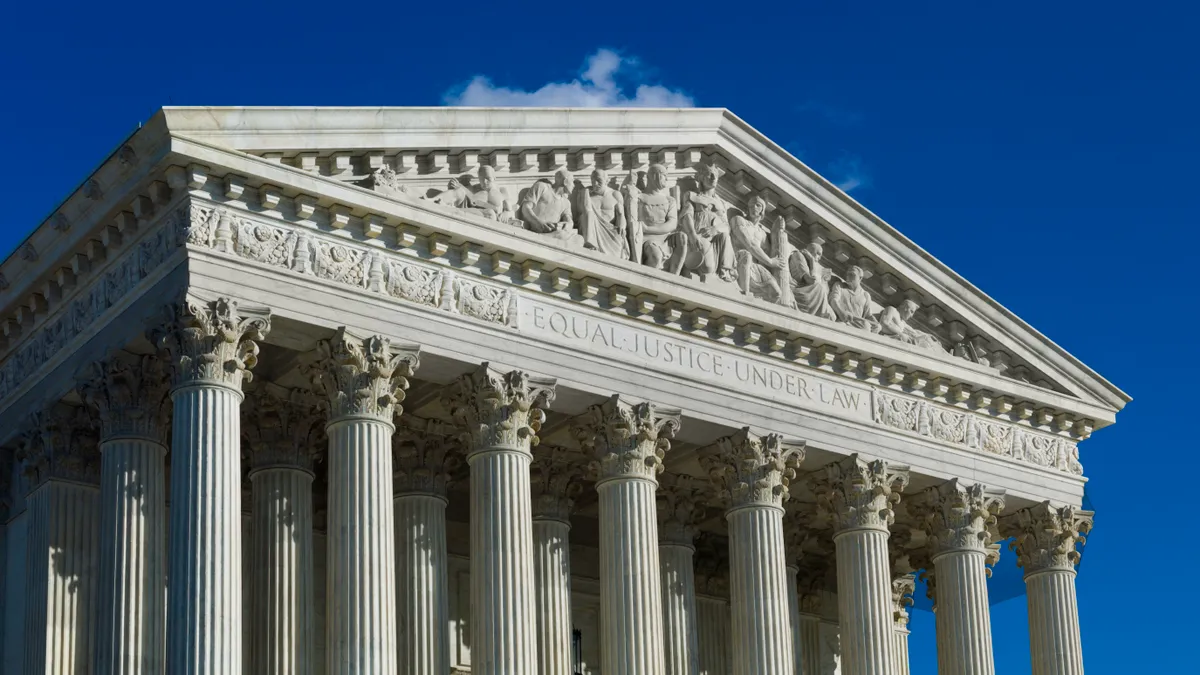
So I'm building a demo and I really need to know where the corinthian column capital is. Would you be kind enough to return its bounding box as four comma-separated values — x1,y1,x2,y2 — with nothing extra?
531,448,585,521
809,454,910,533
891,573,916,628
701,428,805,510
242,386,323,474
1000,501,1094,575
17,404,101,489
392,422,463,497
307,327,420,422
572,394,681,482
149,294,271,390
912,479,1006,557
78,352,170,440
657,475,709,547
442,362,556,454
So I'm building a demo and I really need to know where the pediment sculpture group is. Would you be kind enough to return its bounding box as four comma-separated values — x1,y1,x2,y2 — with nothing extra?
370,162,944,353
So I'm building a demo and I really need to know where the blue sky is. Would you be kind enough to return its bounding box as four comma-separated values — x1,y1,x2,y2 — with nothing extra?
2,0,1195,671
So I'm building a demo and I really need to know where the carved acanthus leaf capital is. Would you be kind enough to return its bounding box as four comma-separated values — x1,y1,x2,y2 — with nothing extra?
242,385,323,473
392,420,463,497
531,447,586,521
693,532,730,597
17,405,101,489
809,455,910,534
912,479,1006,557
701,428,804,510
149,295,271,390
999,501,1094,575
442,363,556,455
77,352,170,441
657,475,710,547
783,505,820,568
572,395,680,482
891,573,916,627
307,327,420,422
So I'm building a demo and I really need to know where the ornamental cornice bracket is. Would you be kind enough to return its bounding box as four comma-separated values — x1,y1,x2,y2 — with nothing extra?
699,427,805,509
441,362,556,454
570,394,681,482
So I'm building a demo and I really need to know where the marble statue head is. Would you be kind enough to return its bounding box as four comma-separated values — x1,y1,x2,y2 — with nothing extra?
646,163,668,192
553,168,572,189
845,265,865,288
900,298,920,319
590,169,609,194
696,163,725,191
478,165,496,190
747,194,768,221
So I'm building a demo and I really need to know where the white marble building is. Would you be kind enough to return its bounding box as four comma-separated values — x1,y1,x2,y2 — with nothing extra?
0,107,1124,675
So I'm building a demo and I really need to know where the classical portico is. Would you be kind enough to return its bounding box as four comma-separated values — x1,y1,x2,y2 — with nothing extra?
0,107,1125,675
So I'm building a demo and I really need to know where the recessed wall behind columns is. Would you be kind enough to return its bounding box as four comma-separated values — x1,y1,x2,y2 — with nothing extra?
185,252,1085,507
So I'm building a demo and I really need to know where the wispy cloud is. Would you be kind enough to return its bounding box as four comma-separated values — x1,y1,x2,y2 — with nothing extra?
795,100,864,127
443,48,694,108
828,155,871,193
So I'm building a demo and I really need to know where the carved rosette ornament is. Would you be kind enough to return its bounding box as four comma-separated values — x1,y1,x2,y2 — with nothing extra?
77,353,170,440
1000,501,1094,576
242,386,322,474
392,427,463,497
308,327,420,422
17,405,101,489
150,295,271,390
809,455,910,533
891,574,916,629
531,448,585,522
912,479,1006,558
442,363,556,455
572,394,681,483
657,476,709,547
701,429,805,511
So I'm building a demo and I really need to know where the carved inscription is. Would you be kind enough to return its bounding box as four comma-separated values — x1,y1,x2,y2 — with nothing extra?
521,299,870,422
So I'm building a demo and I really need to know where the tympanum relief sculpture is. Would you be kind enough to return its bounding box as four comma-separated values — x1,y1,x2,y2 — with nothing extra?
368,158,966,360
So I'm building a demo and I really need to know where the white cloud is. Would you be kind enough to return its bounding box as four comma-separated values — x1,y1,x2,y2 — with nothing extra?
443,49,694,108
829,155,870,193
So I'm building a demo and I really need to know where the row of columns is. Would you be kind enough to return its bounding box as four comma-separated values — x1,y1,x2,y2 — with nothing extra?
9,295,1095,675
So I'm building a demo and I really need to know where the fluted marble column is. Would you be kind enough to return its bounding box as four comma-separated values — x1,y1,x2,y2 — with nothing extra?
80,355,169,675
392,422,459,675
18,405,102,675
809,455,909,675
309,328,419,675
531,450,583,675
243,388,321,675
890,574,915,675
1001,502,1093,675
151,296,270,675
701,429,803,675
914,480,1005,675
795,595,823,675
658,478,707,675
444,363,556,675
573,395,680,675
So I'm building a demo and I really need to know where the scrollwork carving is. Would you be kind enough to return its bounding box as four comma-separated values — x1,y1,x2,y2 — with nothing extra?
453,278,517,327
306,326,420,422
385,261,442,307
234,219,297,268
149,295,271,389
657,475,709,547
911,479,1005,556
312,240,369,288
392,421,463,497
531,447,585,522
572,394,680,482
999,501,1093,575
441,363,556,456
242,386,323,473
809,455,909,533
700,428,805,509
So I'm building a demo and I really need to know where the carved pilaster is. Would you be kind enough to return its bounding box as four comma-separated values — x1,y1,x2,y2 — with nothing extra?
572,394,680,483
149,295,271,390
701,428,804,510
531,448,584,522
1000,501,1094,575
658,475,709,547
392,422,463,497
442,362,556,455
911,479,1006,557
18,405,101,489
242,386,323,474
307,326,420,422
78,352,170,440
809,454,910,533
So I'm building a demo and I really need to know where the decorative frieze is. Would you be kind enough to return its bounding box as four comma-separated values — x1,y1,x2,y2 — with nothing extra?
700,428,805,509
810,455,910,533
572,394,681,482
306,327,420,422
441,363,556,455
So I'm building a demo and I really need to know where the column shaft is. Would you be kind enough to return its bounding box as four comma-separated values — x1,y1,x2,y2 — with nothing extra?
1026,570,1083,675
833,529,895,675
166,385,244,675
23,481,101,675
727,506,794,675
598,477,666,675
251,468,315,675
696,599,731,675
326,418,397,675
533,518,573,675
796,614,822,675
394,494,449,675
94,438,166,675
893,626,910,675
933,550,994,675
661,542,699,675
470,449,537,674
785,568,801,675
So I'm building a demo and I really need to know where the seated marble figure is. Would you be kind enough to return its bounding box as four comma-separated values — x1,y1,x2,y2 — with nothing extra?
829,265,880,332
674,163,735,282
623,163,681,269
423,165,513,222
878,298,944,351
788,241,836,320
731,194,790,304
516,169,583,247
578,169,628,259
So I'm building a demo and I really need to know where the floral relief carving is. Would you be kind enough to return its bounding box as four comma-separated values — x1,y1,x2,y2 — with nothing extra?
386,261,442,307
454,278,517,327
149,294,272,389
234,219,297,268
312,240,369,288
999,501,1093,574
922,406,969,444
700,428,805,509
911,479,1005,556
809,455,909,533
17,405,101,489
873,392,922,432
